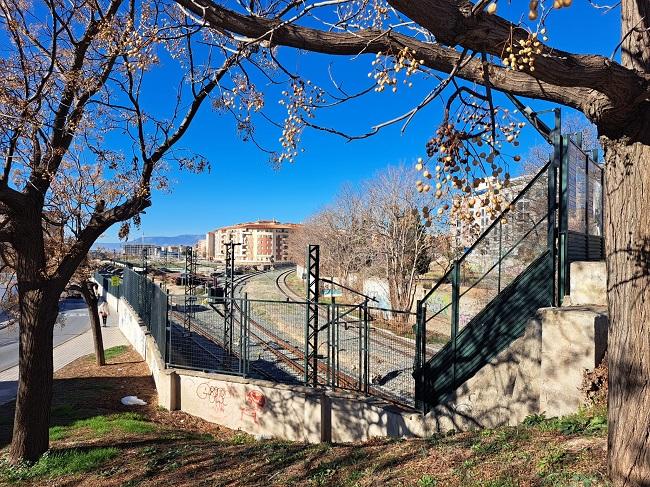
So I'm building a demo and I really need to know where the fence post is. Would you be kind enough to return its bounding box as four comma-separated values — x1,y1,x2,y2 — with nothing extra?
363,299,369,395
414,300,427,412
585,150,590,259
357,303,362,390
165,292,170,366
239,293,249,376
497,221,503,293
450,261,460,391
548,152,558,306
327,298,334,387
335,304,340,388
558,134,569,304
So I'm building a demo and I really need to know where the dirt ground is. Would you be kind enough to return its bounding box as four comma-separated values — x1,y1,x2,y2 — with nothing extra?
0,346,609,487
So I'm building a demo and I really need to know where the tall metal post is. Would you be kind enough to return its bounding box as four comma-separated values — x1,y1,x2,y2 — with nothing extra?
362,299,369,395
450,261,460,391
558,133,569,304
223,241,240,356
585,150,591,259
183,247,196,333
357,304,362,390
414,300,427,412
548,108,561,305
497,221,503,293
326,301,332,386
304,244,320,387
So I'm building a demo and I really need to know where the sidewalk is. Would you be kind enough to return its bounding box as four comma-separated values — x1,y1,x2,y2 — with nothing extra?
0,313,127,405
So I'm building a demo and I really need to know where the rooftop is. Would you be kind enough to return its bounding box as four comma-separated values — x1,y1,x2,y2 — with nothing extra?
208,220,300,233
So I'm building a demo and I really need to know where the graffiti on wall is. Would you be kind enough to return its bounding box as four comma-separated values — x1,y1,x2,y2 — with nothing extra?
240,390,266,425
196,383,227,413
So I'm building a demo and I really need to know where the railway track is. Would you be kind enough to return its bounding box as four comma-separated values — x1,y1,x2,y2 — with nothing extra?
169,268,418,407
272,268,417,362
235,271,417,403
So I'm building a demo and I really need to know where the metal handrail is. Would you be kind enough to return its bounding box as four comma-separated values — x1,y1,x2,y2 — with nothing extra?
421,158,552,306
458,212,549,300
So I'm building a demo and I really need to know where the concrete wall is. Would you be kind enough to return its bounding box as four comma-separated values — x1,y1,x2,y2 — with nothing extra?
98,280,608,443
177,371,322,442
427,317,544,431
540,306,608,416
567,261,607,306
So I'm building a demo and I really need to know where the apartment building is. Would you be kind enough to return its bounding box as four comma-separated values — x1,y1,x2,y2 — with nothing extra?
123,243,188,259
205,220,299,263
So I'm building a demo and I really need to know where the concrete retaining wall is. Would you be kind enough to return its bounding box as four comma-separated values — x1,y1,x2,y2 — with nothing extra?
98,281,607,443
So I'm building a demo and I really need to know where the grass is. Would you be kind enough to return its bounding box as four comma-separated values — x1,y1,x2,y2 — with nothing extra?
84,345,129,363
48,412,156,441
0,346,610,486
523,406,608,436
103,345,129,361
0,447,119,482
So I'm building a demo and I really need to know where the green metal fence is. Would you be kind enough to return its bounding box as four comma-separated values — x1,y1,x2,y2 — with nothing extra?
97,268,168,362
167,295,417,405
413,118,605,412
415,159,555,410
558,134,604,301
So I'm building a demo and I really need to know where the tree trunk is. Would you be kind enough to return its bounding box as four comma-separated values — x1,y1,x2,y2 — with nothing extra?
79,282,105,367
9,287,59,463
603,137,650,486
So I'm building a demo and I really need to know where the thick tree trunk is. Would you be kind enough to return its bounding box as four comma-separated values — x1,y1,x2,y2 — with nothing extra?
9,287,59,463
603,137,650,486
79,282,105,367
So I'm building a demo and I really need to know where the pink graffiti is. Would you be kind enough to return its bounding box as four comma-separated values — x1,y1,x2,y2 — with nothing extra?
240,390,266,424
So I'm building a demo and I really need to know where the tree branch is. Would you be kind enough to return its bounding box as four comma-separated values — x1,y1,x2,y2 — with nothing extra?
175,0,650,139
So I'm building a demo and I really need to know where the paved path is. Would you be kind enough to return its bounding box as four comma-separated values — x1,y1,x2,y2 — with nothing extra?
0,298,97,372
0,312,127,405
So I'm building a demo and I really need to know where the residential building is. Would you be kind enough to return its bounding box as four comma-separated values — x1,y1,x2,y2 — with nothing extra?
123,243,188,260
204,220,299,263
451,173,548,277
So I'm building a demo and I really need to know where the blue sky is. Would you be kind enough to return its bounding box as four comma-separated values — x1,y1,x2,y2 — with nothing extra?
96,1,620,244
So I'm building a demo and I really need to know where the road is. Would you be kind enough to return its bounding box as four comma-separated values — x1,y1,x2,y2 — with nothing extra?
0,298,92,404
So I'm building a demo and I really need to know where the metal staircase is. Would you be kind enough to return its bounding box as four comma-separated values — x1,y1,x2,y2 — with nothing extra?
413,107,605,413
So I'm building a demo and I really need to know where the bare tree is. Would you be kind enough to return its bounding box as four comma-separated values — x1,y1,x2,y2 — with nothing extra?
0,0,279,463
292,167,432,313
169,1,650,483
288,186,374,293
67,258,107,367
365,167,431,314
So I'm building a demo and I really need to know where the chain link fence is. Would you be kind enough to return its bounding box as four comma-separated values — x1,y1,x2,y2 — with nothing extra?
97,268,417,407
96,267,168,362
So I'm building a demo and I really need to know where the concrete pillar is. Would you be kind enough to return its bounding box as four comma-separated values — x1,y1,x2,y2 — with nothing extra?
567,261,606,306
540,306,608,417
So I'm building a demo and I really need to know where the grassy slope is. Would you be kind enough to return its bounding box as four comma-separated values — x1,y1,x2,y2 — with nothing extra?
0,346,609,487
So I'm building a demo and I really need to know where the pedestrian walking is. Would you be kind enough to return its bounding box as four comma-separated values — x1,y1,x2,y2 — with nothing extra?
98,300,110,327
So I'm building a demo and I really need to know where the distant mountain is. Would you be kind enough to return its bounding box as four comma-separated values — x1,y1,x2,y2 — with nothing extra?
92,234,203,250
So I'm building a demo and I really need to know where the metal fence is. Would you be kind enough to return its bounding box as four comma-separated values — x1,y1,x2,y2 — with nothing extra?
420,160,552,362
559,134,604,299
415,159,555,409
168,295,417,406
412,119,606,411
96,268,168,362
96,269,418,408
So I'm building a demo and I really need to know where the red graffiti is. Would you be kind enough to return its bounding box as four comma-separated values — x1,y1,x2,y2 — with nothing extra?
240,390,266,424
